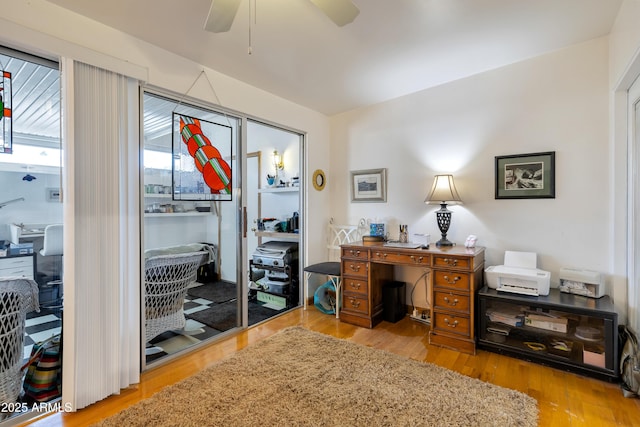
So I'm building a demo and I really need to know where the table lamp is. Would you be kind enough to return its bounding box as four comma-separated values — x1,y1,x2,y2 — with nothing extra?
424,174,462,247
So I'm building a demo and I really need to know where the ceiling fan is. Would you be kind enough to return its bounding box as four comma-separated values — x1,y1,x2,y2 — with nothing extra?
203,0,360,33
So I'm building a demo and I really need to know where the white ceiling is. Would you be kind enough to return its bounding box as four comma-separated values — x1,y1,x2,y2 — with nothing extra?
0,51,60,142
48,0,622,115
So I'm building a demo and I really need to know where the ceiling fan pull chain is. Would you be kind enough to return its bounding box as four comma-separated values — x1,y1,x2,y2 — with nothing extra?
247,0,255,55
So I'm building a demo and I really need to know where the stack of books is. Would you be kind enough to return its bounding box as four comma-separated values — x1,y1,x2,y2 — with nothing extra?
486,308,524,327
362,235,384,246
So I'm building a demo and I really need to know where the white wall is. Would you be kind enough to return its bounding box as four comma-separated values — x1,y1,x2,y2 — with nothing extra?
330,38,613,311
609,0,640,88
248,123,301,221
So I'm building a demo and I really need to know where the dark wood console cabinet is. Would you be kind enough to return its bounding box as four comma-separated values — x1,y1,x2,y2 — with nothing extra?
477,287,619,380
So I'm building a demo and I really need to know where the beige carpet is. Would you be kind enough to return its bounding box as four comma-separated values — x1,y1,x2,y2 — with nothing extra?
95,327,538,427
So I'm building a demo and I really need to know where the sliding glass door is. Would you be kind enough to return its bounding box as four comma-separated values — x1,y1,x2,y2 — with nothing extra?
245,120,303,323
140,92,306,369
142,90,241,367
0,47,62,424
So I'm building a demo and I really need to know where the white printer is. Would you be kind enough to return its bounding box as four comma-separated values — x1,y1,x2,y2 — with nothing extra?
485,251,551,296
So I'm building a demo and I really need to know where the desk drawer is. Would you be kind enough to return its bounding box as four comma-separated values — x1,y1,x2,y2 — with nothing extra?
0,266,33,278
342,261,368,278
343,294,369,315
370,250,430,266
433,291,470,313
341,247,368,260
0,257,33,269
433,255,471,270
343,278,368,297
432,312,471,337
433,270,470,291
0,257,34,279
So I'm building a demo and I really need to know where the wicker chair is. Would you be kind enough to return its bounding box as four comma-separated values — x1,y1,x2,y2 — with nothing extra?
0,278,39,409
144,251,208,346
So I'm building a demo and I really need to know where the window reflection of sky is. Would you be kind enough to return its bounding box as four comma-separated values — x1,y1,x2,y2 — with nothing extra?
1,144,61,167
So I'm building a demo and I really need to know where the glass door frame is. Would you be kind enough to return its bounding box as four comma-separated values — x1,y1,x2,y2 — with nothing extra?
140,86,244,370
140,86,307,370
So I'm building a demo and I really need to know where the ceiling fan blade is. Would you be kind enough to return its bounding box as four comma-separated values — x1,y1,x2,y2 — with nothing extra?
204,0,242,33
309,0,359,27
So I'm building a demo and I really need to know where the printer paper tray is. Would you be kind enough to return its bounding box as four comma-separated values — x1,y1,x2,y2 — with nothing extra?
498,284,539,297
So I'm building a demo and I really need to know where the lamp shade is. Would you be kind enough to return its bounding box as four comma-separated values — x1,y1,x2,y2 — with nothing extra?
424,174,462,204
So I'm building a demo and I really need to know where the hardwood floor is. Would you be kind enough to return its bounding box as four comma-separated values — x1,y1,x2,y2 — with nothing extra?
22,307,640,427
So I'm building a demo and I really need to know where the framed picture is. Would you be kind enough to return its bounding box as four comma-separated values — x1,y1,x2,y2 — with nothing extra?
495,151,555,199
350,168,387,203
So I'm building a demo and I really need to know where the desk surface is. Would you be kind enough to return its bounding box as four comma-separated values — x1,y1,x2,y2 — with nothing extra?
344,243,485,257
479,286,616,315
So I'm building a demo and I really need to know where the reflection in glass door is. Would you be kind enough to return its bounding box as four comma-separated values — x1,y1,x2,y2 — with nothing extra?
142,91,241,367
0,48,62,424
245,120,303,324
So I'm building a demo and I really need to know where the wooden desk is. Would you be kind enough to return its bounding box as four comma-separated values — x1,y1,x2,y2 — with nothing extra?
340,243,485,354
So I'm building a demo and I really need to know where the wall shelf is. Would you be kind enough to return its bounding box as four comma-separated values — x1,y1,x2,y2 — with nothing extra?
254,231,299,241
258,187,299,194
144,193,172,198
144,212,211,218
144,193,215,200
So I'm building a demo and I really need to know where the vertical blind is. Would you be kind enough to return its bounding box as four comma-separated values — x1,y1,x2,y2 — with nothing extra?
61,59,141,410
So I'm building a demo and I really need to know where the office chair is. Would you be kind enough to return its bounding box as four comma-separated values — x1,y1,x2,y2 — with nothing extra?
303,220,365,319
0,278,39,415
39,224,63,309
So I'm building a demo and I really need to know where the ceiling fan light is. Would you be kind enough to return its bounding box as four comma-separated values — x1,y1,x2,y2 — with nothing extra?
204,0,242,33
309,0,360,27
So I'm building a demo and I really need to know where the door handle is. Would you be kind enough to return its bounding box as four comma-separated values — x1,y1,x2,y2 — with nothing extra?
243,206,247,238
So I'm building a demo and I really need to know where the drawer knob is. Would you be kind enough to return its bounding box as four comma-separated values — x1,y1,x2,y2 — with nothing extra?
444,317,459,328
443,258,458,266
443,296,458,306
348,298,360,308
410,255,424,264
374,252,388,258
349,282,361,290
349,264,361,272
349,249,361,256
443,275,461,284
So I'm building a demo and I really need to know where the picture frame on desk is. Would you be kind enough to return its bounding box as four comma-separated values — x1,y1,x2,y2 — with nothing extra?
495,151,555,199
350,168,387,203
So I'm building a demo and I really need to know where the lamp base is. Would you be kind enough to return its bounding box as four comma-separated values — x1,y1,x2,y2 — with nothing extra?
435,203,454,248
435,238,454,247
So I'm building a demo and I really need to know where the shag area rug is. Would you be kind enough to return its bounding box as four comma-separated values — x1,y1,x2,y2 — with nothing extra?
95,327,538,427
